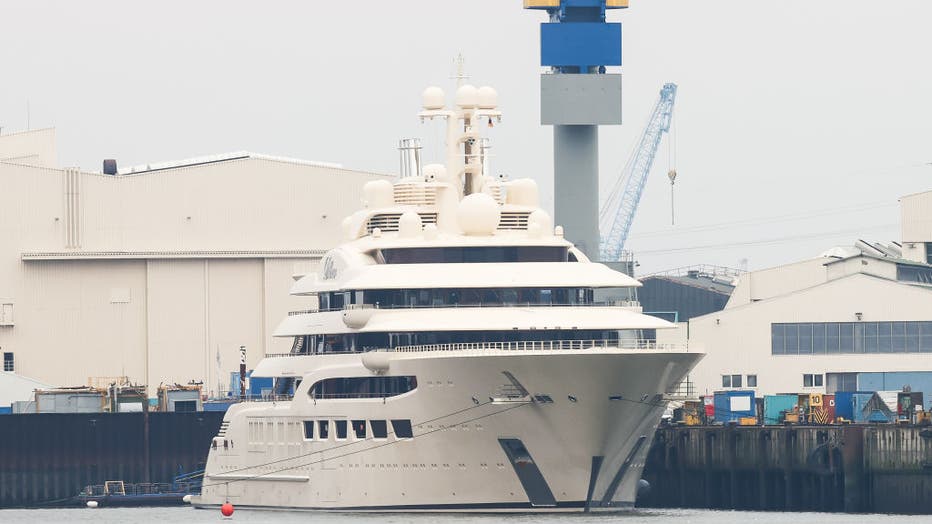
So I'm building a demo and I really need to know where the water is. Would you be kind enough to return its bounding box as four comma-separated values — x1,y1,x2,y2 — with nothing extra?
0,508,926,524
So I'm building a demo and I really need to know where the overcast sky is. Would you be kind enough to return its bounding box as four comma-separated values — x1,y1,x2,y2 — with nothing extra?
2,1,930,273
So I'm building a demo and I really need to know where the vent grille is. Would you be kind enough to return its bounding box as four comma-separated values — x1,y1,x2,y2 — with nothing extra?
366,213,438,234
498,212,531,231
393,184,438,206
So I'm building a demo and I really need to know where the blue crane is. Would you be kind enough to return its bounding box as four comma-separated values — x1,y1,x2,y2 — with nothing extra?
598,82,677,262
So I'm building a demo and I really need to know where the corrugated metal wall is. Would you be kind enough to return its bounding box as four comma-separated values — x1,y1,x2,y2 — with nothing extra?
0,412,223,508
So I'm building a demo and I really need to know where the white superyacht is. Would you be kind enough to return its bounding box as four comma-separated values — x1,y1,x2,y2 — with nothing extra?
196,83,702,512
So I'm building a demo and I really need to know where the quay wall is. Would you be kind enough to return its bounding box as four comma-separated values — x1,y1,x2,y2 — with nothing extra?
640,425,932,514
0,412,223,507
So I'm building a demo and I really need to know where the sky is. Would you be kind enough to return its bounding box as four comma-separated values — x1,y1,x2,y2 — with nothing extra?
2,0,930,274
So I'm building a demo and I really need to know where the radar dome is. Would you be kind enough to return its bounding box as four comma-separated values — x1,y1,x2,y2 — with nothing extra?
477,86,498,109
455,84,479,109
363,180,393,208
457,193,500,236
423,223,439,240
422,86,445,110
506,178,539,207
398,211,423,238
423,163,447,182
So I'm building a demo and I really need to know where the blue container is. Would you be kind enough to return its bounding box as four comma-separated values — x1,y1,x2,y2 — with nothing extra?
763,394,798,425
713,390,756,423
0,406,11,415
834,391,871,420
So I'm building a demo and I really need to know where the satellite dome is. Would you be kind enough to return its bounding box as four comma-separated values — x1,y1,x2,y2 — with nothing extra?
477,86,498,109
457,193,500,236
422,86,445,110
363,180,393,208
455,84,479,109
506,178,539,207
398,211,423,238
423,163,446,182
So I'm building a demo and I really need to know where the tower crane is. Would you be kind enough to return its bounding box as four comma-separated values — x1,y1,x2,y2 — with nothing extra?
599,82,677,262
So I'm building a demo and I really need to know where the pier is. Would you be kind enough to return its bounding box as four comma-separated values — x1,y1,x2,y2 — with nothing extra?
641,425,932,514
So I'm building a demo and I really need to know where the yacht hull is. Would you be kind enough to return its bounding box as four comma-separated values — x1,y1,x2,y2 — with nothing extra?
195,348,701,512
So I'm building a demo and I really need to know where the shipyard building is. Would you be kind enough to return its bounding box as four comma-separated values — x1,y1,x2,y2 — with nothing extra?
0,128,391,402
686,189,932,408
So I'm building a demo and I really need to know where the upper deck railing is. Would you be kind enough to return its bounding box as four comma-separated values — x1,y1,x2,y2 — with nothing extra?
265,338,688,358
286,300,641,316
393,339,685,353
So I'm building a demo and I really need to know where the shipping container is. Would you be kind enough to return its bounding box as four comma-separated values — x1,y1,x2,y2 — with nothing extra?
852,392,894,423
763,394,798,425
713,390,755,424
812,393,835,424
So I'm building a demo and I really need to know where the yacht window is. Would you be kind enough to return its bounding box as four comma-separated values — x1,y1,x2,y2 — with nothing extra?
335,420,348,439
318,420,329,439
370,420,388,439
391,419,414,439
352,420,366,439
379,246,568,264
303,421,314,440
308,376,418,399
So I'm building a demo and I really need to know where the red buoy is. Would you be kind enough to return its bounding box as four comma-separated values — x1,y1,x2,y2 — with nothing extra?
221,502,234,517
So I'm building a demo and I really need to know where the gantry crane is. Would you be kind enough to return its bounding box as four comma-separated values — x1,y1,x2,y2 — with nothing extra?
598,82,678,262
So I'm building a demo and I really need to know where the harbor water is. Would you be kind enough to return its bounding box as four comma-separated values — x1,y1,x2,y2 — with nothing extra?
0,507,927,524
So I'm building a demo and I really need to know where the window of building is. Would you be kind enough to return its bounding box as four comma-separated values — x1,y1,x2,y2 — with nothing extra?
927,243,932,265
318,420,329,439
803,373,824,388
747,375,757,388
391,419,413,439
370,420,388,439
773,322,932,355
898,263,932,284
826,372,857,394
335,420,348,440
174,400,197,412
352,419,366,439
0,303,13,326
2,352,13,372
303,421,314,440
721,374,742,388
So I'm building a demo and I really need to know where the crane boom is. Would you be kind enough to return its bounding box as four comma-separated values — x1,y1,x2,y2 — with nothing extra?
599,82,677,261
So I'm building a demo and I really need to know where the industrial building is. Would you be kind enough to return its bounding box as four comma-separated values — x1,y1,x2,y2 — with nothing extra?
0,127,391,403
638,265,738,323
687,189,932,408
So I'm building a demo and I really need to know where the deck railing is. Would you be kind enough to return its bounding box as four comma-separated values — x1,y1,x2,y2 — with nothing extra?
287,301,641,316
265,339,688,358
392,339,686,353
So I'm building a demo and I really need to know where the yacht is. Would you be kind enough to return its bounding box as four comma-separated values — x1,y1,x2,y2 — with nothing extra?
195,83,703,512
